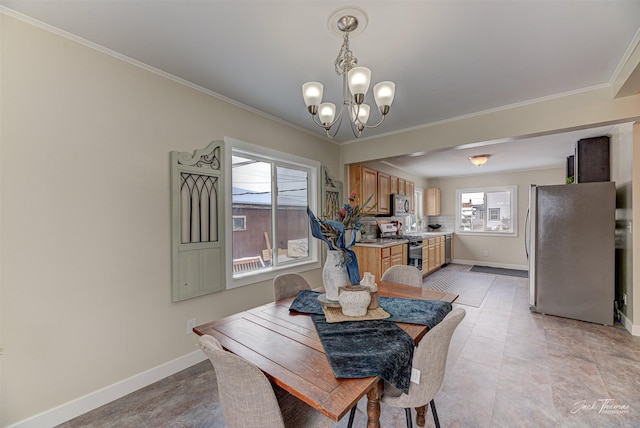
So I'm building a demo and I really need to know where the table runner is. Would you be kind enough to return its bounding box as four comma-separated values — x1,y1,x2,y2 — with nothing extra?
289,290,453,394
290,290,452,328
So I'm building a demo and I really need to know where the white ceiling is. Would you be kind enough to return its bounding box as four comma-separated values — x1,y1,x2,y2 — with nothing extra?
2,1,639,178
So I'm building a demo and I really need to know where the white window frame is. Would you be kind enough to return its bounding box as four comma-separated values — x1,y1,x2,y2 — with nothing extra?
232,216,246,231
456,185,518,237
224,137,321,289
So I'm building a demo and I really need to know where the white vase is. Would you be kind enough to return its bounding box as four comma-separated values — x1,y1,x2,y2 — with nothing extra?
322,250,348,301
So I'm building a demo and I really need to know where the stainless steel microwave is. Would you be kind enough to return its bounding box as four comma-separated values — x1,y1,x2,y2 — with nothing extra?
392,194,411,215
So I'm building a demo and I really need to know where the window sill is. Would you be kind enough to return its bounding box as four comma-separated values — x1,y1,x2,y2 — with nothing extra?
228,259,321,289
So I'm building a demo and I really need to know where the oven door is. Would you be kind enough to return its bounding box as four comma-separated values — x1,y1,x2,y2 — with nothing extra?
408,241,423,271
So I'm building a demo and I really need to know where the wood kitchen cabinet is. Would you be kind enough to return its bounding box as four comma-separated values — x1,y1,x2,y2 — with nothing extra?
406,180,415,212
353,243,407,281
398,178,406,195
349,165,378,213
422,236,445,276
377,171,391,215
349,164,414,215
426,188,441,216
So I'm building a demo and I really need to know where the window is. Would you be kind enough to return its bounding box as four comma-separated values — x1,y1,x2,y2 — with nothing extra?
414,187,424,219
229,140,319,283
232,216,246,231
456,186,517,235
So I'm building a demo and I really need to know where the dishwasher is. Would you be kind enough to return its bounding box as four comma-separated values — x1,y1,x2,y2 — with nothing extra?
444,234,452,264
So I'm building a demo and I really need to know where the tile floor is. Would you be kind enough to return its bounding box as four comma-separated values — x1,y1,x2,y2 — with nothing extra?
58,264,640,427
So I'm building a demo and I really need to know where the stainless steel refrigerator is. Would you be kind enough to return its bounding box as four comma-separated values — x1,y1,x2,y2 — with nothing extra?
526,182,615,325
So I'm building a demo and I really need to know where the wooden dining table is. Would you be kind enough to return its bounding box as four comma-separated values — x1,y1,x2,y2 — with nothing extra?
193,281,457,428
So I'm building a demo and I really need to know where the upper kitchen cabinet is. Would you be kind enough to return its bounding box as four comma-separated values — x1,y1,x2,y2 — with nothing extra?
574,136,610,183
377,172,391,215
406,180,415,213
349,165,378,213
426,188,441,216
349,165,416,216
398,178,406,195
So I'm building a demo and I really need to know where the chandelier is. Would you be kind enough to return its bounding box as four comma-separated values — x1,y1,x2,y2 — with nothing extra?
301,9,395,139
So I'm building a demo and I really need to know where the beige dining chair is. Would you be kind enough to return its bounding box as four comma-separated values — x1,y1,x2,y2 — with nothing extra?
381,265,423,287
273,272,312,301
381,307,466,428
198,335,337,428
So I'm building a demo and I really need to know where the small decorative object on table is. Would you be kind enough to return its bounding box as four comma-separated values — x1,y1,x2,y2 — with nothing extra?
361,272,379,309
338,285,371,317
308,192,375,302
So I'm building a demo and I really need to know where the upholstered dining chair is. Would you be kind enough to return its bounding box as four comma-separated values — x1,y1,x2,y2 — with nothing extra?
198,334,338,428
381,307,466,428
273,272,312,301
381,265,423,287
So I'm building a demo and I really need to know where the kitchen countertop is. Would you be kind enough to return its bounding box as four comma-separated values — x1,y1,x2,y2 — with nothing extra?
355,238,409,248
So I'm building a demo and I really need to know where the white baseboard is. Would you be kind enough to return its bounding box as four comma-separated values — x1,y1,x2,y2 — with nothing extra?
8,350,207,428
451,259,529,271
619,312,640,336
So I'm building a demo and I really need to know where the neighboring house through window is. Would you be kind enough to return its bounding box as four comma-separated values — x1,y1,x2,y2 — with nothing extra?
228,138,319,287
456,185,517,236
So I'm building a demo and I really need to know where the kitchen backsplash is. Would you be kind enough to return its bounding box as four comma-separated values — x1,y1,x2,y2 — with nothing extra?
360,214,456,234
426,215,455,231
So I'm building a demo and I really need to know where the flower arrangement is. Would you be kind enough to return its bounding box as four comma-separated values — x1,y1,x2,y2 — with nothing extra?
307,192,375,285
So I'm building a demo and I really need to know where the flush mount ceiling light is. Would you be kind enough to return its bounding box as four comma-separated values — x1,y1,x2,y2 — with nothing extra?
469,154,492,166
302,7,395,139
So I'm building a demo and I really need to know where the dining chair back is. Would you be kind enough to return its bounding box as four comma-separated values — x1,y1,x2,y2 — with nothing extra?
381,265,423,287
273,272,312,301
198,335,334,428
381,307,466,428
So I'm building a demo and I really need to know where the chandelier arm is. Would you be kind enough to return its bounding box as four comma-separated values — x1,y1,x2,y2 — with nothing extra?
325,114,344,138
360,114,387,129
317,65,350,137
348,113,364,138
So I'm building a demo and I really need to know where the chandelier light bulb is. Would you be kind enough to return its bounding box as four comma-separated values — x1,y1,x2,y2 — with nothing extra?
347,66,371,103
318,102,336,126
350,104,370,126
374,81,395,113
302,82,323,107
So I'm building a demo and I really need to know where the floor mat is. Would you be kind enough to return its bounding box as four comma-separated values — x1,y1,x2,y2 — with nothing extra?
424,271,495,307
470,265,528,278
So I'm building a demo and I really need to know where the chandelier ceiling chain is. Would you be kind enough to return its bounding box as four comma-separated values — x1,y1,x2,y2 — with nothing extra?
334,33,357,76
302,9,395,139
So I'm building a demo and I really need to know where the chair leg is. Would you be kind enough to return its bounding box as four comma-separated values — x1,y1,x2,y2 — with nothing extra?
430,399,441,428
415,405,427,426
404,407,413,428
346,405,357,428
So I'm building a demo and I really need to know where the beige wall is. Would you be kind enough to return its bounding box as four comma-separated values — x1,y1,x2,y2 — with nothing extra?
430,168,565,268
0,15,334,426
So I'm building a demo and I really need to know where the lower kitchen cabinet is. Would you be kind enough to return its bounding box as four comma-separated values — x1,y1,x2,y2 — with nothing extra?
422,236,446,276
353,243,407,281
